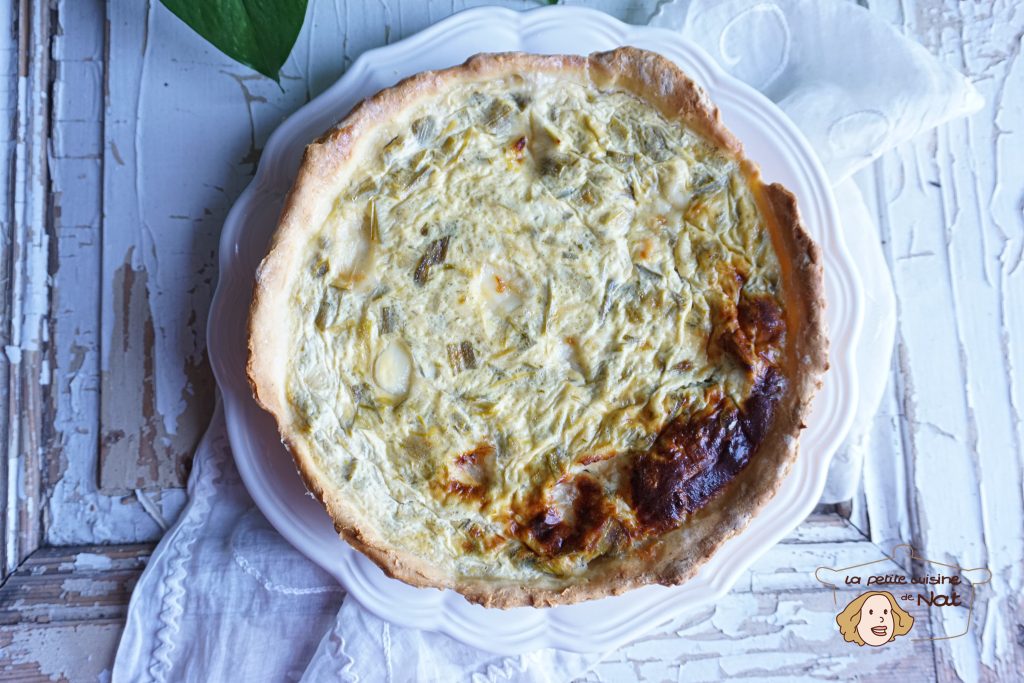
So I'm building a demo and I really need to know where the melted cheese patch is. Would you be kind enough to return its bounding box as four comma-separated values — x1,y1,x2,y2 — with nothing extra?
287,75,782,580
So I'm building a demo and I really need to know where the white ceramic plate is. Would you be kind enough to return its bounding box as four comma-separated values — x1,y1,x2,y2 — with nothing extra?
208,6,864,655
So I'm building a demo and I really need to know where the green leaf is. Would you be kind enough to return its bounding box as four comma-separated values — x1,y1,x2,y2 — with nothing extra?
159,0,309,82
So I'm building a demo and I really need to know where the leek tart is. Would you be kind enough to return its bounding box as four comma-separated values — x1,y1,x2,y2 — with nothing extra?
248,48,827,607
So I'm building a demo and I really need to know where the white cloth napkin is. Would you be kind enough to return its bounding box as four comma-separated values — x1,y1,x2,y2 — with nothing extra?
113,2,981,680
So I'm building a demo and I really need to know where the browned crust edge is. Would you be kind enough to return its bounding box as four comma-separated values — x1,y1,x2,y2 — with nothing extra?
246,47,828,608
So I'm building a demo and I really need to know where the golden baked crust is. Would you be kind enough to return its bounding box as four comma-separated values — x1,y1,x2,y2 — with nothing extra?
247,48,827,607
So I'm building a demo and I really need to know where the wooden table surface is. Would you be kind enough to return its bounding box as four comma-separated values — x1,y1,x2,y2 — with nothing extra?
1,0,1021,680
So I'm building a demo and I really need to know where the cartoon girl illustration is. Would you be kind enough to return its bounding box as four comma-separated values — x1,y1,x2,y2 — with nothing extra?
836,591,914,646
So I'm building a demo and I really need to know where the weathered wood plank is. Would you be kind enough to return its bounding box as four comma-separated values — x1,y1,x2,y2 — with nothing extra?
870,1,1024,681
1,588,934,683
850,166,916,558
47,0,187,544
0,545,150,681
0,544,150,626
2,0,52,581
584,588,936,682
583,518,935,680
0,621,123,682
98,1,216,491
0,0,18,582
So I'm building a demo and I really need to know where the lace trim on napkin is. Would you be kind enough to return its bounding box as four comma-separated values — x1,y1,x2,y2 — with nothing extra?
147,418,225,682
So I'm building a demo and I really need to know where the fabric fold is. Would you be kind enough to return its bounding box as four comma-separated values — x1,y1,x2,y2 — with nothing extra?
652,0,982,181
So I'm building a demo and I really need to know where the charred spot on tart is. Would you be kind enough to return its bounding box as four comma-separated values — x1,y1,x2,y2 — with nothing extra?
630,395,726,533
510,473,620,565
711,289,787,370
432,443,495,506
577,451,618,467
673,359,695,373
738,293,786,363
630,367,787,533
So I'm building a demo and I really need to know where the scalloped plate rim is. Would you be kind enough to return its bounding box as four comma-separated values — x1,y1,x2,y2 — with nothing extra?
208,5,864,655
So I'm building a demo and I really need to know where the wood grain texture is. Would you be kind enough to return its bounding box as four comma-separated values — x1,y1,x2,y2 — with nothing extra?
0,0,18,582
0,544,150,626
0,621,123,682
867,1,1024,681
583,511,936,681
0,544,150,682
98,0,215,490
2,0,51,582
47,0,187,545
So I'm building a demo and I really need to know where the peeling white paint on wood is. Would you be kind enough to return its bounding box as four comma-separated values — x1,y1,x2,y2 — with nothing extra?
0,527,936,681
0,622,120,682
0,545,148,680
3,0,52,581
99,0,217,490
583,590,935,682
868,1,1024,680
47,0,187,545
0,0,19,583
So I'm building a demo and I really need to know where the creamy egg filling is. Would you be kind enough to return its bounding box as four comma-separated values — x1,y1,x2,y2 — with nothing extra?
287,75,783,579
